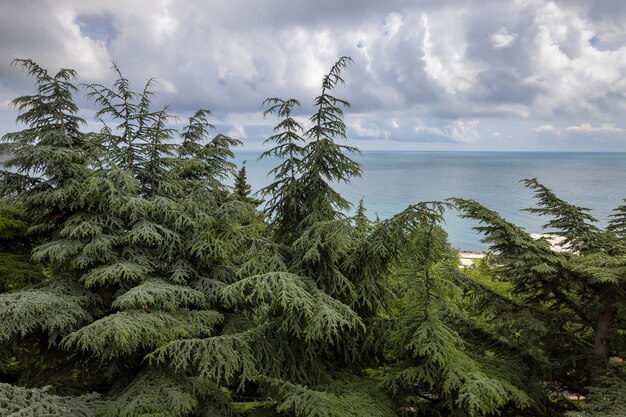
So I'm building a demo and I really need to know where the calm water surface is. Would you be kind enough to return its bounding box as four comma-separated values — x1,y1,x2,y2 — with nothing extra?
234,151,626,250
3,152,624,250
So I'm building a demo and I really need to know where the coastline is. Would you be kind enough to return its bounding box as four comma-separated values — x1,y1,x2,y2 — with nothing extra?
458,250,486,268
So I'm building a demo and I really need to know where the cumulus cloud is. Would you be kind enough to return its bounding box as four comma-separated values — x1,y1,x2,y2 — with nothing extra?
415,119,481,143
532,124,558,133
226,124,247,139
565,123,624,134
349,119,389,138
421,12,486,95
486,129,501,138
532,122,625,135
1,0,625,151
521,1,626,119
491,27,517,49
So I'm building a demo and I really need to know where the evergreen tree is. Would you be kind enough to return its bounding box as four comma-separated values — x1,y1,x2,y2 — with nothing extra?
353,198,371,239
254,58,480,417
607,198,626,240
0,203,44,292
452,179,626,415
259,97,305,243
5,57,620,417
0,60,249,416
233,161,262,206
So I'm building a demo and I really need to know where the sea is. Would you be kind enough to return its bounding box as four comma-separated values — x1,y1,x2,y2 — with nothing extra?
2,151,625,251
233,151,626,251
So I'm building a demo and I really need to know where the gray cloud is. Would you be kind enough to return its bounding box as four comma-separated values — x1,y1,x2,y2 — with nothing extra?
0,0,625,151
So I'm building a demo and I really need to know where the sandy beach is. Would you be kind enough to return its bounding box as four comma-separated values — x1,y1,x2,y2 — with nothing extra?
458,251,485,267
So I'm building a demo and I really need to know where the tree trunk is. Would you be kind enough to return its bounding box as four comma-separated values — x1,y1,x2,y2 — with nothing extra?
594,310,615,359
590,309,616,385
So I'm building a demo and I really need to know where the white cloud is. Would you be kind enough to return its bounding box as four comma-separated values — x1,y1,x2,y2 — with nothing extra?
349,119,383,137
447,119,480,143
226,124,247,139
383,12,404,38
491,27,517,49
564,123,624,134
2,0,626,151
532,124,557,133
421,13,486,95
522,1,626,118
532,122,624,135
155,78,177,94
0,94,12,110
487,129,501,138
415,119,480,143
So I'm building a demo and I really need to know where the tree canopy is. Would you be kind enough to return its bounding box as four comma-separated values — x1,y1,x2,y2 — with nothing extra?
0,58,624,417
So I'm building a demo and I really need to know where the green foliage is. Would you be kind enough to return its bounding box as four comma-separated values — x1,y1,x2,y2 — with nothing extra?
299,56,361,224
223,272,363,343
5,57,621,417
607,199,626,240
0,59,250,417
149,331,259,386
382,220,536,416
259,97,305,242
233,162,262,206
263,375,397,417
0,382,98,416
260,57,360,245
63,310,222,360
452,179,626,415
0,204,44,292
111,279,206,311
94,369,214,417
567,371,626,417
521,178,603,253
0,280,96,344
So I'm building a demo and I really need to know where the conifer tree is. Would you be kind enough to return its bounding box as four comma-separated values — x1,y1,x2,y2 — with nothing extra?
233,161,262,206
259,97,305,242
607,199,626,240
382,219,546,416
0,203,44,292
452,179,626,415
0,60,105,399
253,58,477,417
353,198,371,238
0,60,250,416
209,59,379,408
5,57,616,417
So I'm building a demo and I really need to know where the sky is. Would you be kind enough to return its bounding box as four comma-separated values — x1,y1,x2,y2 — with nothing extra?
1,0,625,152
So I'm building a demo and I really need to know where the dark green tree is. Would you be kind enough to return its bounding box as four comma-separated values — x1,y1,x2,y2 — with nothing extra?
5,57,617,417
0,60,250,416
452,179,626,415
259,97,305,243
0,203,44,292
233,161,262,206
607,199,626,240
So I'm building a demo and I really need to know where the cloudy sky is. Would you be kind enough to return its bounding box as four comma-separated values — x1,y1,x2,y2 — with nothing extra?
1,0,625,151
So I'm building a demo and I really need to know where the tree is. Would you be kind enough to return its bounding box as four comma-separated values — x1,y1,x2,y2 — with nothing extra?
0,58,386,417
0,60,248,416
452,178,626,414
233,161,262,206
0,203,44,292
6,57,619,417
259,97,305,243
254,58,492,417
607,199,626,240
